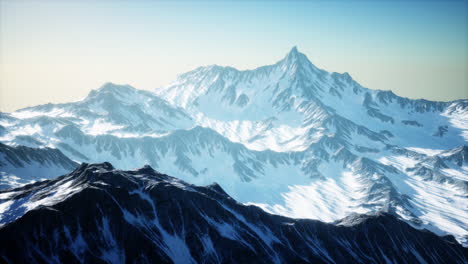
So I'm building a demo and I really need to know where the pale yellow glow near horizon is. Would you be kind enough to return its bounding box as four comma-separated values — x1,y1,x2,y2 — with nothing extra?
1,50,467,112
1,0,467,112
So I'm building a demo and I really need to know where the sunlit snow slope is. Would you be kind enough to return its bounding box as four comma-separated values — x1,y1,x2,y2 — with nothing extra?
1,47,467,245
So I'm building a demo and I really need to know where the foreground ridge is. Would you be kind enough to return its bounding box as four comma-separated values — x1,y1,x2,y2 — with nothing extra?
0,163,466,263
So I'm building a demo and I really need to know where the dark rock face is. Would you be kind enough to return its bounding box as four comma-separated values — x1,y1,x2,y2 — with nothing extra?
441,145,468,167
0,163,466,264
0,143,79,189
0,143,77,170
401,120,423,127
433,125,449,137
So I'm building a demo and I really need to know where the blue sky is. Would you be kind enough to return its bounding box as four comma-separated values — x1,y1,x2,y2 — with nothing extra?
1,0,467,111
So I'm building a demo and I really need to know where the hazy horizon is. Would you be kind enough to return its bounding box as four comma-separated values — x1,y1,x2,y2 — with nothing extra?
1,0,467,112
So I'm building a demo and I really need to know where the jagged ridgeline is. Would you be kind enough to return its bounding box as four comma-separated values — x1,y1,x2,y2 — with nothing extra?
0,47,467,246
0,163,466,263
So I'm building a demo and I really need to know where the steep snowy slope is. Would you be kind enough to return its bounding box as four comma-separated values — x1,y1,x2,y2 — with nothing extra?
5,82,193,138
0,48,467,245
155,47,468,244
157,47,467,152
0,163,466,263
0,143,78,189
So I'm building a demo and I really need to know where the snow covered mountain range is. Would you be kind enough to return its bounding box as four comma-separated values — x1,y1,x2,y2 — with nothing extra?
0,47,467,246
0,163,466,263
